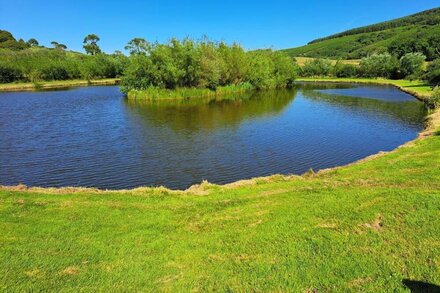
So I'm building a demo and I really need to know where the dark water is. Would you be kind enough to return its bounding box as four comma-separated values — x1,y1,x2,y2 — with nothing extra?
0,83,427,190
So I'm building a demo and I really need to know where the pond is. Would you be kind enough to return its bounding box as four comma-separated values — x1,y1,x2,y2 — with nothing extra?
0,83,427,190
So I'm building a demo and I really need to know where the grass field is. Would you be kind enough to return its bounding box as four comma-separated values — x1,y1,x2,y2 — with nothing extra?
0,78,120,92
294,57,361,66
0,79,439,291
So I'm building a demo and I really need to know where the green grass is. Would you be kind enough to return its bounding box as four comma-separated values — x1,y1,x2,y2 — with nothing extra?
0,78,120,92
294,57,361,66
1,132,439,291
1,80,439,291
127,83,254,100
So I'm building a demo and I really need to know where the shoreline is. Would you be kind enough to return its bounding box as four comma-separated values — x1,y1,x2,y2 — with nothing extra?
296,77,432,102
0,78,120,92
1,79,439,290
0,78,438,194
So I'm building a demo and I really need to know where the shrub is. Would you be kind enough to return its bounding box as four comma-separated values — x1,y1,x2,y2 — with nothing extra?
426,59,440,85
0,64,22,83
301,59,332,77
333,63,358,78
0,48,128,83
121,39,298,93
429,86,440,108
40,64,69,80
359,53,399,78
400,52,426,80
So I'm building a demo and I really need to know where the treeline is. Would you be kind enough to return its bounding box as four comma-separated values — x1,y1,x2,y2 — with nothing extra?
120,39,297,93
0,30,32,50
388,28,440,60
299,53,440,85
0,48,128,83
1,28,439,95
0,31,129,83
309,8,440,44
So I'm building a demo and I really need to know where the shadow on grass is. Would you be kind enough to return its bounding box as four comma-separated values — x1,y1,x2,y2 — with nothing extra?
403,279,440,293
403,84,431,89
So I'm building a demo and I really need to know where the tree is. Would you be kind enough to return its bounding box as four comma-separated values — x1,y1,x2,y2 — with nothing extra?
125,38,149,55
120,38,297,93
0,30,15,43
51,41,67,50
399,53,426,80
0,30,29,50
429,86,440,108
301,59,332,77
359,53,399,78
83,34,101,55
27,38,39,47
333,62,358,77
426,59,440,85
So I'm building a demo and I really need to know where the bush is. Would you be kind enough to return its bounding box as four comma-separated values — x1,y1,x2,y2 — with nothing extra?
301,59,332,77
121,39,298,93
0,48,128,83
0,64,22,82
400,52,426,80
333,63,358,77
359,53,399,78
429,86,440,108
40,64,69,80
426,59,440,85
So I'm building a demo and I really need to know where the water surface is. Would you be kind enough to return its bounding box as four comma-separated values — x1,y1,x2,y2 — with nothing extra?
0,83,427,189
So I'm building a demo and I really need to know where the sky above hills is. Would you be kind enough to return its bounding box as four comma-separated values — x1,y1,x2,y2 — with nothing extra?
1,0,439,53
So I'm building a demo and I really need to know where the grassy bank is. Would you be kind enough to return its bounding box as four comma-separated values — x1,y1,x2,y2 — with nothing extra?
127,83,254,100
0,78,120,92
0,81,439,291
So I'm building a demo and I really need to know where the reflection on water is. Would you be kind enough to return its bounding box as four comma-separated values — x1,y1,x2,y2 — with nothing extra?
301,88,426,126
125,89,297,132
0,83,427,189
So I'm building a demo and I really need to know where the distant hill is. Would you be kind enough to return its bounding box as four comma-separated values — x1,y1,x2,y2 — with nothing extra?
281,8,440,61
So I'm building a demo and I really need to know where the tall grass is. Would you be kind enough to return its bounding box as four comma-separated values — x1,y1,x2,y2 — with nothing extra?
127,83,254,100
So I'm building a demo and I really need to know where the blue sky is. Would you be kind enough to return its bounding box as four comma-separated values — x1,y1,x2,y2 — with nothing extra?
1,0,439,53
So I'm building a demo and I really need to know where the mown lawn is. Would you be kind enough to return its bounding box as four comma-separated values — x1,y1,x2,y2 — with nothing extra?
0,81,439,291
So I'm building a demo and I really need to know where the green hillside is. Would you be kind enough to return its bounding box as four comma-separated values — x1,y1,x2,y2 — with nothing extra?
282,8,440,60
0,30,30,50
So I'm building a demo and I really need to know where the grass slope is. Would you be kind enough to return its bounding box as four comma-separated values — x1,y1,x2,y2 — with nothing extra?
0,80,439,291
281,8,440,59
